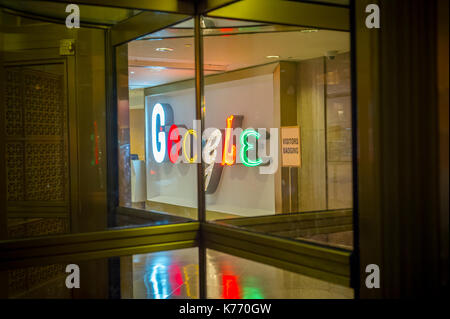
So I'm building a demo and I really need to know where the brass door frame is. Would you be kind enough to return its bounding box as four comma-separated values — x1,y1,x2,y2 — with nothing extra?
204,0,350,31
35,0,197,15
203,222,351,286
0,222,200,270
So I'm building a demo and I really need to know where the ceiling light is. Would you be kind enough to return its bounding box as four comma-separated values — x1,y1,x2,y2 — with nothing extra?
146,66,166,71
301,29,319,33
156,47,174,52
266,55,279,59
130,71,135,74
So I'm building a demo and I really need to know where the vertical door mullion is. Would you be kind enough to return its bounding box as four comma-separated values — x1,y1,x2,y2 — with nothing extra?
194,14,207,299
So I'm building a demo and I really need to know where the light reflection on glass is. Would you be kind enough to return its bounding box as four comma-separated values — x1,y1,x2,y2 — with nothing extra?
183,264,199,299
206,249,353,299
222,275,241,299
243,277,264,299
168,264,183,296
134,249,199,299
135,249,352,299
145,255,170,299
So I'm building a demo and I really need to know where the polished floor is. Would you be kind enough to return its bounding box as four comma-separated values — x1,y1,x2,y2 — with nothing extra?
131,248,353,299
3,247,353,299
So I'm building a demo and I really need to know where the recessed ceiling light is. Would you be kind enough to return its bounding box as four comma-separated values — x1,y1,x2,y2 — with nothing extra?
146,66,166,71
266,55,279,59
156,47,174,52
301,29,319,33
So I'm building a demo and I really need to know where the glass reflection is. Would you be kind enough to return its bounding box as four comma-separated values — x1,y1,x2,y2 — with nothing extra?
222,275,240,299
1,248,352,299
243,277,264,299
207,249,353,299
132,249,199,299
145,256,170,299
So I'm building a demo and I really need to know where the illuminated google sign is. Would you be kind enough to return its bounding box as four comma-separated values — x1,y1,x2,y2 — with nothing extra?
149,103,278,192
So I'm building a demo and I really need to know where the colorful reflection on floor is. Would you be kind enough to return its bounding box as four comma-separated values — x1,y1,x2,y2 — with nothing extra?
130,248,353,299
132,249,199,299
207,250,353,299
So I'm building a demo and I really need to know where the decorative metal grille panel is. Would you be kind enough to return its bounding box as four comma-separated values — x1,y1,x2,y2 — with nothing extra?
5,142,24,201
7,218,69,239
9,264,66,297
4,66,67,203
5,68,23,136
23,70,64,136
25,142,65,201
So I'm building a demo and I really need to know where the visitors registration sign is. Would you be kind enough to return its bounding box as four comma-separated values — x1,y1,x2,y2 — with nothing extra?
281,126,301,167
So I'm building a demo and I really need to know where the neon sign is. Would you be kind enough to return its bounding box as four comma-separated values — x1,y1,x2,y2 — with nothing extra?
183,129,198,164
205,114,243,193
203,128,223,194
150,103,253,168
150,103,173,163
167,124,181,164
240,129,262,167
222,115,237,166
148,102,278,192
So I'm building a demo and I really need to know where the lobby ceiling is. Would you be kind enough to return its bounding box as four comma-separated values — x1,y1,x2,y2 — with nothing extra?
128,18,350,89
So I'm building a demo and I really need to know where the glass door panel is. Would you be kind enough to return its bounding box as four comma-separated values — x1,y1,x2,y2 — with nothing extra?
200,14,354,250
114,17,199,224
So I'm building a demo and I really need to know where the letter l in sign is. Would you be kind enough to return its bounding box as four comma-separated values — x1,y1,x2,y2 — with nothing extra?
222,115,243,166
